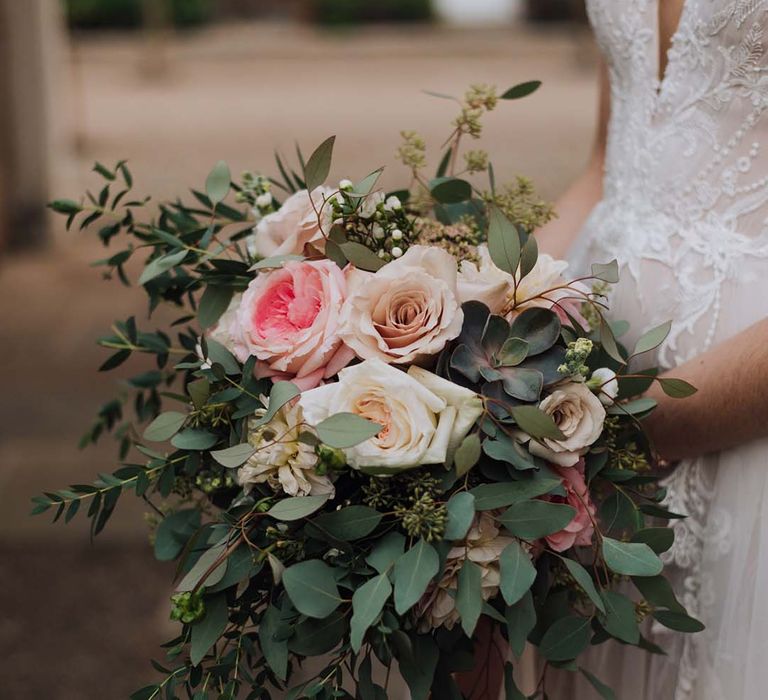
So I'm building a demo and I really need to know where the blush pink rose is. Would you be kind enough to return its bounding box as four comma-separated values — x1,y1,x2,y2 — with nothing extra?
543,459,596,552
229,260,354,390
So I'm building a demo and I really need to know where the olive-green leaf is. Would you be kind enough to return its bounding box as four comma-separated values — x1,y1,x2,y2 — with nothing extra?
653,610,705,633
632,575,685,613
312,505,382,540
456,560,483,637
539,615,591,661
632,320,672,357
171,428,218,451
304,135,335,191
211,443,256,468
505,590,536,657
469,478,561,510
631,527,674,555
205,160,231,205
338,241,386,271
394,539,440,614
250,381,299,429
454,433,482,476
487,205,521,275
316,412,382,449
190,593,228,666
430,176,472,204
602,537,663,577
591,259,619,283
267,494,330,521
600,590,640,644
499,541,537,605
499,500,576,539
580,668,617,700
599,318,626,365
501,80,542,99
143,411,186,442
366,532,406,574
138,249,188,286
259,605,288,679
563,558,605,613
510,405,565,440
657,377,698,398
350,573,392,651
444,492,476,540
283,559,342,619
198,285,234,330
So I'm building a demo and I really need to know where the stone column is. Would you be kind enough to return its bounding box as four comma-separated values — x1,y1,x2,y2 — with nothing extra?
0,0,66,252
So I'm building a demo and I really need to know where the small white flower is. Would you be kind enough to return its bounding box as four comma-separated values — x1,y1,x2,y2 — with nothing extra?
372,224,385,239
391,246,403,258
256,192,272,208
589,367,619,405
359,191,385,219
391,228,403,241
384,195,402,211
339,179,354,191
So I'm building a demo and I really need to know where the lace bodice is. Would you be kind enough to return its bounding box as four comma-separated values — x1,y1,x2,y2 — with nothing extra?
569,3,768,699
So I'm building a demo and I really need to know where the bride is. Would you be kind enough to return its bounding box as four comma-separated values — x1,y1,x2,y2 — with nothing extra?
532,0,768,698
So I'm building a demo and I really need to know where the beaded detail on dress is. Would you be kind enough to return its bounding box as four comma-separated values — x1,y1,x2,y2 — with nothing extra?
575,2,768,698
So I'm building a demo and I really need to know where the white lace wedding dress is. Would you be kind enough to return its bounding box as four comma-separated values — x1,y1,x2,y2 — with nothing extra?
548,1,768,698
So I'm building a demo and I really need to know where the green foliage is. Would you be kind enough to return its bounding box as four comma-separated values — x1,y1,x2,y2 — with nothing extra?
65,0,212,30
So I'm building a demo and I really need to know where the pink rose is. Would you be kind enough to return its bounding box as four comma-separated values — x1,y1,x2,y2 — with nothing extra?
247,186,334,259
543,459,596,552
229,259,354,390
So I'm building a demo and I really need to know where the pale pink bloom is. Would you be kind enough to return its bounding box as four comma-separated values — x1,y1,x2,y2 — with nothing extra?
229,259,354,389
544,458,596,552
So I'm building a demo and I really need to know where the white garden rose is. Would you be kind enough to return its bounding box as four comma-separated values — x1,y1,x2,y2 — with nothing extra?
246,186,334,258
527,381,606,466
457,244,588,323
589,367,619,405
298,358,483,470
238,399,334,497
339,245,464,365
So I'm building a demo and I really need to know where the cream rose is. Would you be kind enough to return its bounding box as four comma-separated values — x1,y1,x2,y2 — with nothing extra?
238,399,334,498
247,186,334,258
339,245,464,365
298,358,483,470
527,381,606,466
589,367,619,405
458,244,588,325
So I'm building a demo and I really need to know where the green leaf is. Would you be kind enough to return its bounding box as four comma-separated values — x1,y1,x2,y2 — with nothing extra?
499,500,576,539
503,662,527,700
360,536,404,581
509,308,561,356
394,539,440,614
430,177,472,204
454,433,482,476
602,537,663,577
206,161,231,205
49,198,82,215
198,285,234,330
138,249,188,286
653,610,705,633
510,405,565,440
562,558,605,613
580,668,617,700
250,381,299,429
496,337,529,366
456,560,483,637
539,615,591,661
312,506,382,540
599,318,626,365
632,320,672,357
607,397,657,416
600,590,639,644
398,634,439,700
350,573,392,651
154,509,200,561
259,605,288,680
267,494,330,521
657,377,698,398
487,205,521,275
211,443,256,468
591,259,619,283
501,80,542,99
350,167,383,197
339,241,386,271
205,339,240,375
444,492,476,540
143,411,186,442
499,542,537,605
283,559,342,619
249,254,304,270
631,527,674,554
288,610,347,656
469,478,560,510
304,135,335,191
505,590,536,657
190,593,228,666
177,538,228,592
632,575,685,613
315,412,382,448
170,428,218,451
518,233,538,280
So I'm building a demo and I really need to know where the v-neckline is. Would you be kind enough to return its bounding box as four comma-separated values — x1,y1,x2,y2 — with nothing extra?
654,0,691,99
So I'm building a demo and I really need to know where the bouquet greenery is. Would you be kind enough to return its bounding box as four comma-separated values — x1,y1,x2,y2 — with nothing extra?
38,82,702,700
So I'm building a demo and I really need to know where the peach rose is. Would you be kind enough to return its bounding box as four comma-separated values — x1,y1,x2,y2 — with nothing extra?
457,244,588,326
247,186,334,258
543,459,596,551
339,245,463,365
228,259,354,390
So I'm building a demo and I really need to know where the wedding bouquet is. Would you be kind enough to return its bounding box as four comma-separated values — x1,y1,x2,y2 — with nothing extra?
38,82,702,700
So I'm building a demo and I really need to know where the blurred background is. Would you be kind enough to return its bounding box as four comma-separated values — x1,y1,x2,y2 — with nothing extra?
0,1,598,697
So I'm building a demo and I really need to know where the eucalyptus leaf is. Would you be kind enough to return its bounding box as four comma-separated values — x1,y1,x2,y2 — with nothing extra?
454,433,482,476
205,161,231,205
653,610,705,633
190,593,228,666
539,615,591,661
499,500,576,539
316,412,382,448
267,494,330,521
198,285,234,329
171,429,218,451
632,321,672,357
591,259,619,283
339,241,386,271
562,558,605,613
631,527,674,554
510,405,565,440
499,541,537,605
366,532,406,574
456,560,483,637
501,80,542,99
251,381,299,429
430,177,472,204
138,249,188,286
211,443,256,468
304,135,335,191
444,492,476,540
283,559,341,619
143,411,186,442
580,668,617,700
602,537,663,577
600,590,640,644
487,205,521,275
470,478,560,510
312,506,382,540
394,539,440,614
505,590,536,657
350,573,392,651
657,377,697,398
